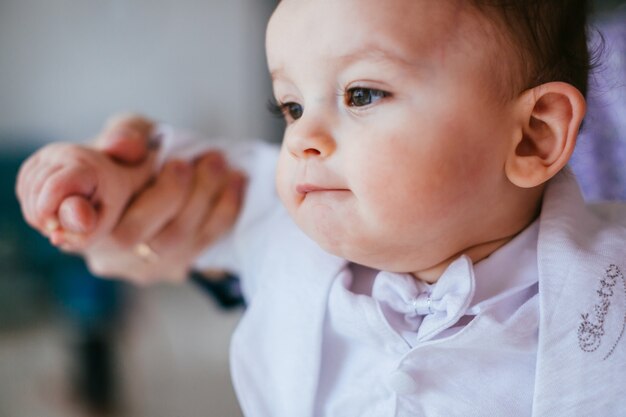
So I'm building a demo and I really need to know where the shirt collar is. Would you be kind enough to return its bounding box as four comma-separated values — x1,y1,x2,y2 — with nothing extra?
468,219,539,314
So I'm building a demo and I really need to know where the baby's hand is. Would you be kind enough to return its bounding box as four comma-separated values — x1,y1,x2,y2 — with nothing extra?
15,115,174,249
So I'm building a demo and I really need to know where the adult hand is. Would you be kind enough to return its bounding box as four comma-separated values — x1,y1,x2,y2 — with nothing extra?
17,113,245,284
84,114,246,284
83,151,246,285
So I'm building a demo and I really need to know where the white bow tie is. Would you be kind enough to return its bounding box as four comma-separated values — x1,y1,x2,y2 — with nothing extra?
372,255,476,342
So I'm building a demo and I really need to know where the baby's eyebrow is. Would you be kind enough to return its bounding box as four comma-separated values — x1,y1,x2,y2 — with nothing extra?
336,46,415,69
269,45,423,83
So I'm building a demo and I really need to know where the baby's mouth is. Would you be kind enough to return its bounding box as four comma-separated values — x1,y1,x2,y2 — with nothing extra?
296,183,350,195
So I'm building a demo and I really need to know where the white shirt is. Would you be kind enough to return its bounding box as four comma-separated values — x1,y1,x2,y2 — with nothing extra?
315,221,540,416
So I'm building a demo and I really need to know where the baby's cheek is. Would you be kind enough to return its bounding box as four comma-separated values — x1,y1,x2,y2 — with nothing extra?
275,153,294,209
356,165,459,244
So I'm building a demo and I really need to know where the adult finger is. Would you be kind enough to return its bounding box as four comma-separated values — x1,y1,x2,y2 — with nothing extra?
112,159,192,247
196,171,246,248
96,114,155,165
149,151,230,251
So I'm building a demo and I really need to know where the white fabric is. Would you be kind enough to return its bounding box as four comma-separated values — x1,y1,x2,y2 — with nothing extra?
157,129,626,417
153,125,281,297
316,221,539,416
372,255,477,343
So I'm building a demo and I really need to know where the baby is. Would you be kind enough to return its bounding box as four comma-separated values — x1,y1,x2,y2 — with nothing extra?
16,0,626,416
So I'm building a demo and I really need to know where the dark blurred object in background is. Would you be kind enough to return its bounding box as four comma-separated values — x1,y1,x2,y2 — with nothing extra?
0,147,128,415
191,271,245,310
0,149,57,331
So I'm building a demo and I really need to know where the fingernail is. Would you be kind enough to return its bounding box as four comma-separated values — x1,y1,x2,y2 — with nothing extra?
44,218,60,235
110,127,140,143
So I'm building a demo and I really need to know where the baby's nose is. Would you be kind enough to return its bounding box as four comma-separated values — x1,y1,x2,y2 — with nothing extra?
286,127,336,159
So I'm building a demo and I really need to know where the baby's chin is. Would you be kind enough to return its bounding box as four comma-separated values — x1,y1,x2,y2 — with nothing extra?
298,221,431,275
283,197,457,278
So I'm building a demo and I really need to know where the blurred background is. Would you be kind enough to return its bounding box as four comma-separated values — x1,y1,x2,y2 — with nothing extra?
0,1,281,416
0,1,624,417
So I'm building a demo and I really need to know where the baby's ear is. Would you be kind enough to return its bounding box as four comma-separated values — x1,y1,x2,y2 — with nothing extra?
505,82,586,188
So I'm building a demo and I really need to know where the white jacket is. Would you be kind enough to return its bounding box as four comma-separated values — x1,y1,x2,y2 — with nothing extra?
161,129,626,416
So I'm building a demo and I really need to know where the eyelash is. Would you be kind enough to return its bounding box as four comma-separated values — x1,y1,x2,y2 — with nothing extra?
267,98,284,118
267,98,303,123
267,87,390,122
344,87,389,108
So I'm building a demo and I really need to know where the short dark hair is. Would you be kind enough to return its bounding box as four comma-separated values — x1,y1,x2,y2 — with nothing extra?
470,0,598,98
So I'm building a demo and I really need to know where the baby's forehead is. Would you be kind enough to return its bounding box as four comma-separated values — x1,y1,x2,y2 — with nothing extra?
268,0,508,82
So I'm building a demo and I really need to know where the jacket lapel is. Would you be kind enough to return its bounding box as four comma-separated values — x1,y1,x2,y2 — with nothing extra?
533,170,626,416
231,210,347,417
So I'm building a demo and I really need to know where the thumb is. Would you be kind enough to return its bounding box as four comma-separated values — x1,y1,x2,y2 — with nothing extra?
48,196,98,249
95,116,156,165
58,195,98,235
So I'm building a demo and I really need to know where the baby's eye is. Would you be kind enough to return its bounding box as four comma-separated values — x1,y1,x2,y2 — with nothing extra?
345,87,388,107
268,99,303,122
284,102,303,120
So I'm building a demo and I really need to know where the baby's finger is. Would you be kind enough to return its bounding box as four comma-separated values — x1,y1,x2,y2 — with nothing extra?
150,152,230,250
17,161,62,230
112,160,192,247
15,153,41,204
50,229,88,250
33,166,96,232
47,198,95,248
58,195,98,235
197,172,246,248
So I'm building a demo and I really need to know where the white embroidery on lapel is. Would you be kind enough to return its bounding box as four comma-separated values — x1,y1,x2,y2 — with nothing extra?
577,265,626,360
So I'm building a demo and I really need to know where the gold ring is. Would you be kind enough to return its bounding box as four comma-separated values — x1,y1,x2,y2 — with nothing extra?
134,243,159,263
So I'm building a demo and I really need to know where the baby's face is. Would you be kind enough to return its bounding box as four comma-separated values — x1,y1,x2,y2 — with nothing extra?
269,0,520,276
